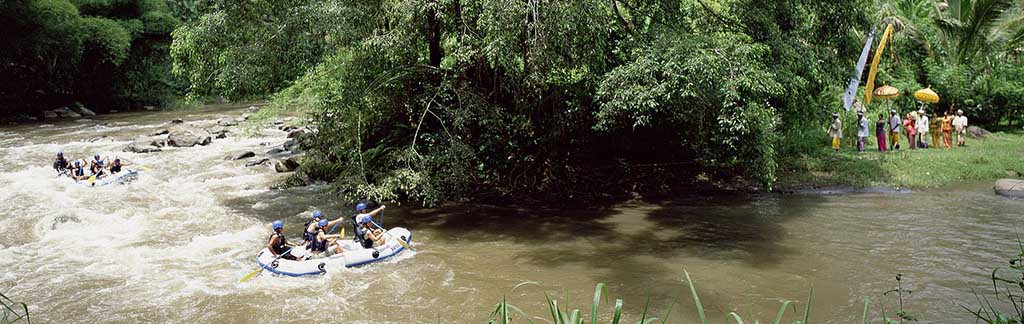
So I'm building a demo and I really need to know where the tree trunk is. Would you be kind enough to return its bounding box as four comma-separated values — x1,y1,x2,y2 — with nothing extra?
426,1,443,67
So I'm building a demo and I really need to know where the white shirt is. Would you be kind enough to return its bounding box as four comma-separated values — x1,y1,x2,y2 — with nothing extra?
953,115,968,129
916,115,929,133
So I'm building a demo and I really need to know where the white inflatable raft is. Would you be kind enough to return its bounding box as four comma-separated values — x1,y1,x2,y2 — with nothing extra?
76,170,140,187
255,227,412,277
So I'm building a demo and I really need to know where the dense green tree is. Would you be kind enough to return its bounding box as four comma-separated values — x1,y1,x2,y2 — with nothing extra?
0,0,181,115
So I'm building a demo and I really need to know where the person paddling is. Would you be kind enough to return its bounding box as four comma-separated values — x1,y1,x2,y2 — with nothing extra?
352,203,386,249
90,154,107,178
53,152,69,175
70,160,89,181
308,219,344,256
303,210,343,244
268,220,301,260
107,158,126,174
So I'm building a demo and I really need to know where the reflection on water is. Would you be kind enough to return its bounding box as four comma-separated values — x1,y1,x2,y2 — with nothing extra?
0,105,1022,323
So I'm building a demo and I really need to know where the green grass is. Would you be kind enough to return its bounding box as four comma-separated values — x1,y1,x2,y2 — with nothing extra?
0,292,29,324
778,132,1024,189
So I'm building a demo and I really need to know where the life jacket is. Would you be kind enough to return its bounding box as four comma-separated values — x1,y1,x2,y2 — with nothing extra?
53,158,67,171
73,167,84,177
351,214,367,243
308,228,327,252
302,219,317,242
268,232,289,255
109,164,122,173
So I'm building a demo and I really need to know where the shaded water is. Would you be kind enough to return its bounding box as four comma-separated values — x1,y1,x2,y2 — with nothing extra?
1,104,1022,323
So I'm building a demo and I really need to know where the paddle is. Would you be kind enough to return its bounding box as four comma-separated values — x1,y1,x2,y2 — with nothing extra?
239,246,294,283
370,220,413,252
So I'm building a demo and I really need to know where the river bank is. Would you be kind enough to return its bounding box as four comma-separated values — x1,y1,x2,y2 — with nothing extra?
776,132,1024,192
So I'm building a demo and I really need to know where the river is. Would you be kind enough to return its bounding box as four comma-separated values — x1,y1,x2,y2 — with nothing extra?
0,104,1022,323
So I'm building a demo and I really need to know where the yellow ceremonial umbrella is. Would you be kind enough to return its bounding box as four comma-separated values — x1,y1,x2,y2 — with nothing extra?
914,87,939,103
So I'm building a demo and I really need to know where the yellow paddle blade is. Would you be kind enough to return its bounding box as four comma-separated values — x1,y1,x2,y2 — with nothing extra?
396,235,413,251
88,175,96,184
239,268,262,283
341,227,345,239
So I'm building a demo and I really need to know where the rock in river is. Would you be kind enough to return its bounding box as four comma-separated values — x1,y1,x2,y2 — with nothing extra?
168,125,211,147
226,151,256,160
274,157,300,172
123,136,163,153
995,179,1024,198
245,158,270,167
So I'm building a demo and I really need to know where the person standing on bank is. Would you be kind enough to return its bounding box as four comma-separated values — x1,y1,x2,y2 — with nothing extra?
828,112,843,152
903,112,917,150
856,111,869,152
875,113,888,152
929,111,941,147
889,110,902,150
953,109,968,147
942,110,954,148
916,109,930,148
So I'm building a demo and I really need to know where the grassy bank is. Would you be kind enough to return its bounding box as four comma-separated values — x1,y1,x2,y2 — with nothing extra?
777,132,1024,190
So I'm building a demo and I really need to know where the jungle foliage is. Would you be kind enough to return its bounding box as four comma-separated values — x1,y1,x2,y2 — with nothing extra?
0,0,183,114
169,0,1023,204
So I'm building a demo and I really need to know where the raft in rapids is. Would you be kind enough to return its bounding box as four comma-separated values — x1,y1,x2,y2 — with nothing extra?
255,227,412,277
73,170,140,187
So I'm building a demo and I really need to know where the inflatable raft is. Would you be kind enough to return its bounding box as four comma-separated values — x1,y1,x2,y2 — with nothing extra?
255,227,412,277
77,170,140,187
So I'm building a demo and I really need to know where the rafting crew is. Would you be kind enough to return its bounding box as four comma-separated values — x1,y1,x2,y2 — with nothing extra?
353,203,386,249
70,160,89,181
308,219,345,256
268,220,302,260
53,152,70,175
302,210,343,244
89,154,108,178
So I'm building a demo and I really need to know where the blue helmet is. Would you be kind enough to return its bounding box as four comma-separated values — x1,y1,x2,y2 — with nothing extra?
94,154,100,160
355,203,368,212
272,220,284,230
57,151,63,157
317,219,328,227
74,160,80,166
312,210,323,219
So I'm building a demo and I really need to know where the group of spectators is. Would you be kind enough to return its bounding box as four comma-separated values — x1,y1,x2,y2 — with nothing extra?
829,108,968,152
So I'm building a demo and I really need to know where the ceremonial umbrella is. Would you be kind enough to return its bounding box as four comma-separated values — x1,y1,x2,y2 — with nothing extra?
914,87,939,104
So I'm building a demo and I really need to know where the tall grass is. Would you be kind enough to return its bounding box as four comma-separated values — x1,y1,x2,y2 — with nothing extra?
0,292,29,324
490,242,1024,324
488,270,820,324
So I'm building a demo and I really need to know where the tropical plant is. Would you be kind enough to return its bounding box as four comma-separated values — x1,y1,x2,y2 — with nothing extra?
0,292,29,324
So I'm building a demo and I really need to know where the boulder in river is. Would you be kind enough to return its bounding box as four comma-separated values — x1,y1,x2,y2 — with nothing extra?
170,118,184,124
55,107,80,118
123,136,163,153
968,125,991,139
206,126,229,139
274,157,300,172
266,147,289,157
282,139,301,152
150,129,169,136
217,117,238,126
43,110,58,119
226,151,256,160
245,158,270,167
286,129,305,139
167,125,212,147
995,179,1024,198
71,103,96,116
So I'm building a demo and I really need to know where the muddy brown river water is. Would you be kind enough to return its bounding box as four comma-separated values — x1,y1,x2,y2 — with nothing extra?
0,104,1022,323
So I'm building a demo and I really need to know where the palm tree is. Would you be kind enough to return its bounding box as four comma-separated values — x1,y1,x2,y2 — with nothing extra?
878,0,944,57
934,0,1024,63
